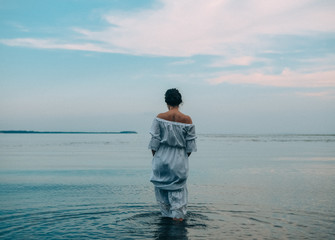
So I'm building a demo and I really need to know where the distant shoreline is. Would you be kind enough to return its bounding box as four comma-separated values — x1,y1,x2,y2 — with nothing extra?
0,130,137,134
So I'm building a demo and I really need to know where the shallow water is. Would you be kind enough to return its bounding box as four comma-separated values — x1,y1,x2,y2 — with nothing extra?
0,134,335,239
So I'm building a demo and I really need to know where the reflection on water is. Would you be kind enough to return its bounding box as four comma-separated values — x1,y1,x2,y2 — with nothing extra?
154,217,188,240
124,213,190,239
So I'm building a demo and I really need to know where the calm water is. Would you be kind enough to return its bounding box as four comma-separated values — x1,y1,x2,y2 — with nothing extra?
0,133,335,239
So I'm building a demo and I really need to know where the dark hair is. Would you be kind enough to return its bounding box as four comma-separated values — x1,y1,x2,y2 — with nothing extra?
165,88,182,106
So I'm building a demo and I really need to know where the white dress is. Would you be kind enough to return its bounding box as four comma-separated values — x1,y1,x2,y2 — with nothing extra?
148,117,197,218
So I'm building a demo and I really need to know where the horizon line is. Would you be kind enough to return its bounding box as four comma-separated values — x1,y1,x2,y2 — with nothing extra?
0,130,138,134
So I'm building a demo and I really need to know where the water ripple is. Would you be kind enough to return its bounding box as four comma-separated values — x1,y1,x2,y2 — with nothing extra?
1,201,335,239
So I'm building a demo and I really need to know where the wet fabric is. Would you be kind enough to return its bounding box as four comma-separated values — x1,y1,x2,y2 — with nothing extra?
148,117,197,219
154,186,188,219
148,117,197,190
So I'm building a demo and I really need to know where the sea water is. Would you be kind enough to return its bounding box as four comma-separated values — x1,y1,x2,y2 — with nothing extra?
0,133,334,239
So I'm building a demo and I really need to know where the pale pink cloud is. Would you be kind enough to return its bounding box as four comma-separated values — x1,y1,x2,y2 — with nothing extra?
73,0,335,56
226,56,256,66
1,0,334,56
207,68,335,88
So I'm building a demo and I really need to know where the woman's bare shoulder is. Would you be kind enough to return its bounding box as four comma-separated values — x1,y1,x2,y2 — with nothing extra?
157,112,168,119
181,114,192,124
184,115,193,124
157,112,192,124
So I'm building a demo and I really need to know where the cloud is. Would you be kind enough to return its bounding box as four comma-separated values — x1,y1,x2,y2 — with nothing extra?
169,59,195,65
74,0,335,56
295,91,335,98
297,54,335,72
7,22,30,32
0,38,124,53
207,68,335,88
225,56,256,66
209,56,267,67
1,0,334,56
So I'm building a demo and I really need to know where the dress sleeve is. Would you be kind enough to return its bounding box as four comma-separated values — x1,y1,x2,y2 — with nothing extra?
186,125,197,153
148,118,161,151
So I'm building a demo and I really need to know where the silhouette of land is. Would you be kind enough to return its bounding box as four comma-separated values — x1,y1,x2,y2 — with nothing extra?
0,130,137,134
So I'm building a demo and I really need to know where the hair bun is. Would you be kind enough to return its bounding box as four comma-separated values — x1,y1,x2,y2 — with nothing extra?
165,88,182,106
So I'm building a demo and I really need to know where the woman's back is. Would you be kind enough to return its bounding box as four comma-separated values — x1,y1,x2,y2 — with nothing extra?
157,110,192,124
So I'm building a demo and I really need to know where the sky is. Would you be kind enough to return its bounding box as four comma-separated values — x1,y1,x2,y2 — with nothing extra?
0,0,335,134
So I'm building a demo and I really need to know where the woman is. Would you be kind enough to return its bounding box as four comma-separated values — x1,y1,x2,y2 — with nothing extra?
148,88,197,221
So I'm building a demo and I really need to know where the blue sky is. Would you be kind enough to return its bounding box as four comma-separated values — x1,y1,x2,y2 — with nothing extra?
1,0,334,133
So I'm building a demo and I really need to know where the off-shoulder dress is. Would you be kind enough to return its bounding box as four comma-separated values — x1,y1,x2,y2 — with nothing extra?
148,117,197,219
